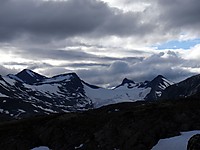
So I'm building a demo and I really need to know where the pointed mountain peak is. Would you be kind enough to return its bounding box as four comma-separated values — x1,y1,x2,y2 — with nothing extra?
16,69,38,77
150,75,168,84
122,78,135,85
145,75,174,100
115,78,135,89
16,69,47,84
147,75,174,91
154,75,165,80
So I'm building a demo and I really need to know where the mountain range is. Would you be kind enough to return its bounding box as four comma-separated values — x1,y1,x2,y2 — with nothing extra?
0,69,199,119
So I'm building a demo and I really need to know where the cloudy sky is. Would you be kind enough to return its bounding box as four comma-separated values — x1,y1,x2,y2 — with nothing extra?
0,0,200,87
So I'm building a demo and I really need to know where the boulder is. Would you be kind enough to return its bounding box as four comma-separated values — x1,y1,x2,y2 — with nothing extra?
187,134,200,150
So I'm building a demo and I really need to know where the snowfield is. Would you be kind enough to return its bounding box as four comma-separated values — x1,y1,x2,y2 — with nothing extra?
84,83,151,108
152,130,200,150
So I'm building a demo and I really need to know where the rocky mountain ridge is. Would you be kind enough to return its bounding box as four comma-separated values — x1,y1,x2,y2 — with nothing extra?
0,69,199,119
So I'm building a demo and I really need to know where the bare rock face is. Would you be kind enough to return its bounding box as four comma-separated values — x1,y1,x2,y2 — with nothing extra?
187,134,200,150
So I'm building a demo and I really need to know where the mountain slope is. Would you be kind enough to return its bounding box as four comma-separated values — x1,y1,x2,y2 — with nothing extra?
0,69,174,119
161,74,200,99
0,71,93,118
1,97,200,150
83,75,173,107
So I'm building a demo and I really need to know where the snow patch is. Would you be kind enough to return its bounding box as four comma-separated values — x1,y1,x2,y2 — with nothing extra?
0,93,8,97
163,78,174,85
0,109,4,113
37,106,58,113
5,110,9,114
152,130,200,150
31,146,50,150
158,84,166,90
75,143,84,149
155,91,162,97
2,77,16,86
42,75,73,84
26,70,36,77
18,109,26,113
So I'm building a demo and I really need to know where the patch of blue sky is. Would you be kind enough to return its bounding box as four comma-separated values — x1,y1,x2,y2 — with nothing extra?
154,38,200,50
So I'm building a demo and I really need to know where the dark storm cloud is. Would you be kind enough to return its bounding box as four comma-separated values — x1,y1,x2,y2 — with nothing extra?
0,0,110,41
96,11,155,37
157,0,200,30
0,0,199,43
0,0,155,43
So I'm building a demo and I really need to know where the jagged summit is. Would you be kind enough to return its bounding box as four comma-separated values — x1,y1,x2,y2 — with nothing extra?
145,75,174,100
16,69,47,84
115,78,136,89
122,78,135,85
147,75,173,87
2,69,200,119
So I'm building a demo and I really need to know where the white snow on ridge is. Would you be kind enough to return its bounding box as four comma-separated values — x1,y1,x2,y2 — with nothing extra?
31,146,50,150
163,78,174,85
25,83,62,97
151,130,200,150
26,69,37,77
41,75,73,84
158,84,166,90
2,76,16,86
84,83,151,108
7,74,24,82
37,106,58,113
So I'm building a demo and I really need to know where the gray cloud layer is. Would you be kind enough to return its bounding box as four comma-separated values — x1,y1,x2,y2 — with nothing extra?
158,0,200,28
0,0,199,43
0,0,154,43
0,0,200,87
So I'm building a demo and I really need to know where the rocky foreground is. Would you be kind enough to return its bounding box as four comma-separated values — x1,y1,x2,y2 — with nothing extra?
0,96,200,150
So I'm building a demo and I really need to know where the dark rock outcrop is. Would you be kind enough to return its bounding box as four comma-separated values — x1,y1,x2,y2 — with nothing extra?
161,74,200,100
187,134,200,150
